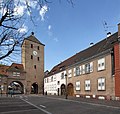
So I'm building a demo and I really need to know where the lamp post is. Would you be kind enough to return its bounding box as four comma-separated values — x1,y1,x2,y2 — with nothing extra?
65,74,68,99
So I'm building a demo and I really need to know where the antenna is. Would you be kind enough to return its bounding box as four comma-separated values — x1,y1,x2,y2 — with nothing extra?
102,21,114,37
102,20,109,33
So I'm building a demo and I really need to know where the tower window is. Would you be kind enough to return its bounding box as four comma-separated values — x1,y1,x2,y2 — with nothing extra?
31,44,33,48
31,55,33,59
38,57,39,61
34,65,36,69
38,46,39,50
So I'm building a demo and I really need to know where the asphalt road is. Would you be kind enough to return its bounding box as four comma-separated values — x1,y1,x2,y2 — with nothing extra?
0,95,120,114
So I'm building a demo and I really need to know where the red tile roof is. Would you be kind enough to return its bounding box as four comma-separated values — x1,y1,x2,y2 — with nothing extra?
7,63,25,72
0,65,9,75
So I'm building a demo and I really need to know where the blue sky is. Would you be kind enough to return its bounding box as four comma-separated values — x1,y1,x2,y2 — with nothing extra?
1,0,120,71
35,0,120,71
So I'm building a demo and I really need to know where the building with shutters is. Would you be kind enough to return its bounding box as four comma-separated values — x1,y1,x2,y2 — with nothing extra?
44,24,120,100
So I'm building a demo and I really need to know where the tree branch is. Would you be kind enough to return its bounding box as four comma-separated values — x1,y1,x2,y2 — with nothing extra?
0,41,18,60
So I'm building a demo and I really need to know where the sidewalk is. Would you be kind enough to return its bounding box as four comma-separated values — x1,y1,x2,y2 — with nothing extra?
43,95,120,108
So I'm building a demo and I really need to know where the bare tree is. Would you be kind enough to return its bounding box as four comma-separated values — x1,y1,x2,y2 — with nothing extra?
0,0,74,63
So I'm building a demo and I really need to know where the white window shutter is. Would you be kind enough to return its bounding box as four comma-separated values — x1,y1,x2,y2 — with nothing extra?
79,66,82,75
98,79,101,90
74,68,76,76
102,78,105,90
90,62,93,72
82,65,85,74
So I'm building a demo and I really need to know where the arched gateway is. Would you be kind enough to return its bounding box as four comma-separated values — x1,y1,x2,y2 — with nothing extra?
31,82,38,94
8,81,24,94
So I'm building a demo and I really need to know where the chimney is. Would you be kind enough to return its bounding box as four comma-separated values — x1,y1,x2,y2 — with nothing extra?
118,23,120,38
90,42,94,47
107,32,111,37
31,32,34,36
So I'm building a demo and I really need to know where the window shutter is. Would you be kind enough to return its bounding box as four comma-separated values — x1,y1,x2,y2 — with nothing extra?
82,65,85,74
74,68,76,76
90,62,93,72
79,66,82,75
98,79,101,90
102,78,105,90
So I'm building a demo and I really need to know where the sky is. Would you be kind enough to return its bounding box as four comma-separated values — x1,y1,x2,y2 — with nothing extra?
1,0,120,71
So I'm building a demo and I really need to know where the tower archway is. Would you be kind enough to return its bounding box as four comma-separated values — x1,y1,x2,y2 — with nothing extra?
31,82,38,94
8,81,24,94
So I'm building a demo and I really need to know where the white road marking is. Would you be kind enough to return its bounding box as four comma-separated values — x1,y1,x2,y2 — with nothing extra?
40,105,46,108
1,109,38,114
21,98,53,114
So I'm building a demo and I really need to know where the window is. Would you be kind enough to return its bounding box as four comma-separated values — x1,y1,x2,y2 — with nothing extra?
76,81,80,91
68,69,72,78
38,57,39,61
76,66,80,76
61,72,64,79
31,55,33,59
13,72,20,76
85,80,90,91
38,46,40,50
85,63,90,73
98,58,105,71
31,44,33,48
44,79,46,83
57,81,60,85
47,78,49,83
51,76,53,82
98,77,105,90
53,76,56,81
74,67,80,76
34,65,36,69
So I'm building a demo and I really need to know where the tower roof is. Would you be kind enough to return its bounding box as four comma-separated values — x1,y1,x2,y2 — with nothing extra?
25,32,45,46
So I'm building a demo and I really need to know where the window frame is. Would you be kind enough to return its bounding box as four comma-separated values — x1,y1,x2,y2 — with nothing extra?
85,80,91,91
75,81,80,91
98,77,106,91
98,58,105,71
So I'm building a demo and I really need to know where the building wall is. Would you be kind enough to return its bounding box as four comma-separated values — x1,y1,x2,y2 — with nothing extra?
44,71,66,95
67,54,115,99
44,54,115,99
22,39,44,94
114,42,120,97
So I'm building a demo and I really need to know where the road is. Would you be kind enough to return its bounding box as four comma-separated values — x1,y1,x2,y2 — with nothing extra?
0,95,120,114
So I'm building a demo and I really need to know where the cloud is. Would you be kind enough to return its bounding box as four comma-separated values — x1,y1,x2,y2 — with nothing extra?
14,5,26,16
48,25,52,30
18,24,28,33
53,37,59,42
39,5,48,21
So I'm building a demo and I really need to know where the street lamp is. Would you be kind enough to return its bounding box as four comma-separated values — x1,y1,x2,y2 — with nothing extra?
65,74,68,99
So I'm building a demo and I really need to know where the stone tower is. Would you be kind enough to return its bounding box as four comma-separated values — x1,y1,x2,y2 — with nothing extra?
22,32,45,94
